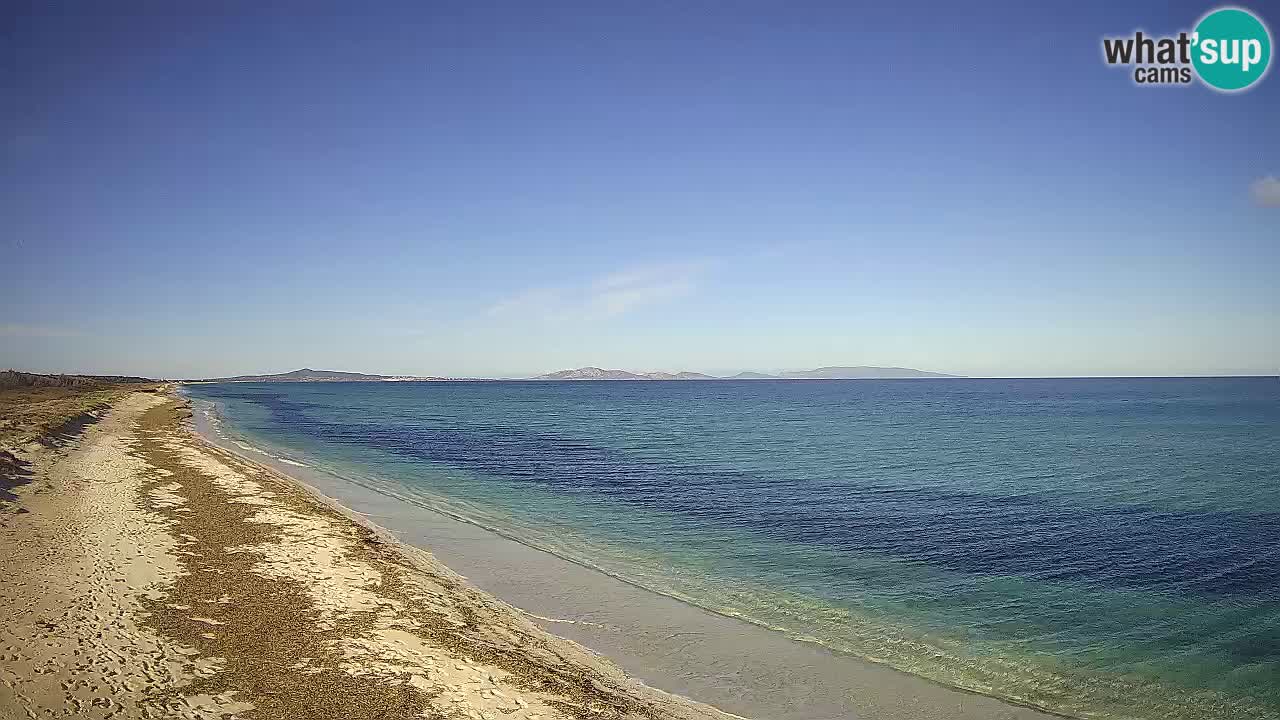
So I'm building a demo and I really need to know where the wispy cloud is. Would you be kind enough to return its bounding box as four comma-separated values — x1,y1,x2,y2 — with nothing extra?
485,287,567,319
487,261,709,321
1250,175,1280,207
0,324,84,338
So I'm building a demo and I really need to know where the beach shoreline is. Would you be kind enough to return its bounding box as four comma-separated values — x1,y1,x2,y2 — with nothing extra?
185,388,1059,720
0,388,741,720
0,385,1069,719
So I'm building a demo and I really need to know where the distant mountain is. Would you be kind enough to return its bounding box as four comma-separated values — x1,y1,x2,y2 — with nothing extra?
534,367,718,381
641,371,720,380
191,368,443,383
534,366,959,380
195,365,959,383
535,367,645,381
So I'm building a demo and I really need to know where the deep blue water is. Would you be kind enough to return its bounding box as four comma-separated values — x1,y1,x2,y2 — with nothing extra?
183,378,1280,720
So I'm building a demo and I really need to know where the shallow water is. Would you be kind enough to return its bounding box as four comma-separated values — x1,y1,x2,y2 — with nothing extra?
183,378,1280,720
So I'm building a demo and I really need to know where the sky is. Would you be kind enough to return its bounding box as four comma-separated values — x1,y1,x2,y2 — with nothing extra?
2,1,1278,379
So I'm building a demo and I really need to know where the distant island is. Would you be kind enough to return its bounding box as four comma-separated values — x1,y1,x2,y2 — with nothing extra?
535,368,718,381
185,366,961,384
534,366,961,380
187,368,452,383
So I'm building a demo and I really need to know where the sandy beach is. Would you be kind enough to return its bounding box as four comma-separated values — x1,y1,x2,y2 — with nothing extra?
0,389,739,720
185,394,1056,720
0,385,1064,720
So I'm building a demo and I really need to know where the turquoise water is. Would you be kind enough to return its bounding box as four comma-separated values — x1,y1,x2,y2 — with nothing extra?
183,378,1280,720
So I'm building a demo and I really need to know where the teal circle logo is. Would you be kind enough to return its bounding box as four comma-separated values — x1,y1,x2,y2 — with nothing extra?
1192,7,1272,91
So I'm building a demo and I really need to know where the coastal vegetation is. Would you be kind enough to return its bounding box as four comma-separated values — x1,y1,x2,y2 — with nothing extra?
0,370,155,448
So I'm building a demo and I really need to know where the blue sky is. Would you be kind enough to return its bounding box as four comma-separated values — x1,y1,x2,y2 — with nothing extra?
3,1,1277,378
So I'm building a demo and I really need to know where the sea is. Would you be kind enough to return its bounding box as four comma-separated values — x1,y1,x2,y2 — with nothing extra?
181,377,1280,720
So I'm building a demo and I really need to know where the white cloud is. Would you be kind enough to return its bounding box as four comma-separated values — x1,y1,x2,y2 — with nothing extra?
591,261,704,290
485,287,566,318
1250,175,1280,207
486,261,708,321
0,324,83,338
592,277,695,317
